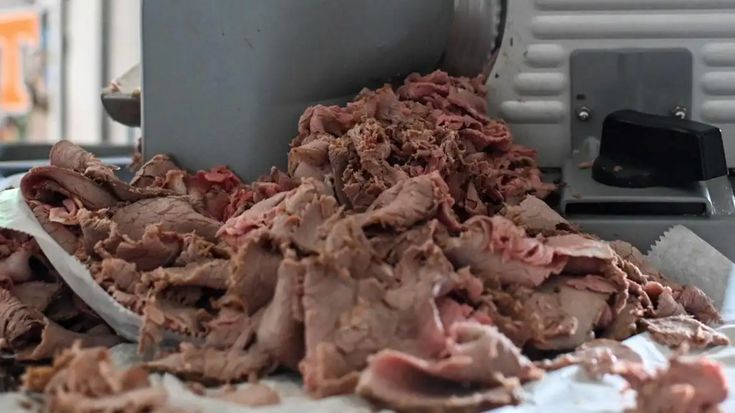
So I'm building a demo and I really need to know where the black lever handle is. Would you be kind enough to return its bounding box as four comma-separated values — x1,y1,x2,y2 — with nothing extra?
592,110,727,188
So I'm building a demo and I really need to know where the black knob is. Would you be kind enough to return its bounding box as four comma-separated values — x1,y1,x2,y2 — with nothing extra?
592,110,727,188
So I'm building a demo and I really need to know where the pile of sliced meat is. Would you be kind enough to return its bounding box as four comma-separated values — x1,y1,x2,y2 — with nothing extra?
2,70,730,413
21,343,280,413
0,229,120,362
289,71,553,217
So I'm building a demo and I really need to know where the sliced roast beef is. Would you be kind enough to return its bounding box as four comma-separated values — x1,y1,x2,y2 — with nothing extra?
212,383,280,407
204,307,259,350
676,285,722,326
49,140,111,176
443,215,567,287
360,171,459,230
503,195,570,233
23,344,169,413
27,201,80,254
114,224,182,271
301,242,454,397
141,295,213,338
111,197,220,241
218,179,335,250
225,238,282,315
51,140,170,202
143,259,230,292
255,257,305,370
15,318,121,361
357,348,519,412
641,315,730,349
537,339,643,378
356,322,541,406
11,281,63,312
130,154,181,188
527,276,611,351
21,166,119,209
566,275,619,294
0,287,119,361
0,239,34,283
290,70,554,218
146,343,275,384
0,288,44,352
627,355,728,413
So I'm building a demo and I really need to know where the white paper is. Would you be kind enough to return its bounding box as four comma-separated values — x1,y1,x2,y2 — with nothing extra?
2,188,735,412
647,225,735,322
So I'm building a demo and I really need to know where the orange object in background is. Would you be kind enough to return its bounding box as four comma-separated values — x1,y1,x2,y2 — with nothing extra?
0,10,39,114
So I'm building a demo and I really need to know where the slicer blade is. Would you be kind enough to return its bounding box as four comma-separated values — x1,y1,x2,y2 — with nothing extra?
646,225,735,322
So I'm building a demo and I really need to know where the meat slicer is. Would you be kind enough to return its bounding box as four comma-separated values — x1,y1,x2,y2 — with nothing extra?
137,0,735,260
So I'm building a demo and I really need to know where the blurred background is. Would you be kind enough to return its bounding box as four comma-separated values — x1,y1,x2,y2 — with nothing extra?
0,0,139,147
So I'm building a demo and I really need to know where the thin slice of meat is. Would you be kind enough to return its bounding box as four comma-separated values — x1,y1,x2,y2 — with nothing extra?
566,275,619,294
212,384,280,407
255,257,305,370
439,322,543,384
300,242,452,398
11,281,63,312
676,285,722,326
23,344,169,413
641,315,730,349
526,276,611,350
204,307,258,351
357,349,519,413
115,224,182,271
224,238,282,315
503,195,570,233
537,339,643,379
218,179,335,250
0,242,34,283
443,215,567,287
49,140,112,176
15,319,121,361
626,355,728,413
21,165,119,209
141,296,213,338
360,171,460,231
130,154,181,188
48,198,80,225
94,257,140,293
27,201,80,254
146,343,275,384
604,300,644,341
111,197,221,241
217,190,289,246
143,259,230,292
49,140,171,202
0,288,44,352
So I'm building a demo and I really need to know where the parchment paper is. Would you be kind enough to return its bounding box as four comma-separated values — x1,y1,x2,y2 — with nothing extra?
1,188,734,412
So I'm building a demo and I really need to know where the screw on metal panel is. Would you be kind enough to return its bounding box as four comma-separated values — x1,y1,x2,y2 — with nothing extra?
576,106,591,121
672,106,687,119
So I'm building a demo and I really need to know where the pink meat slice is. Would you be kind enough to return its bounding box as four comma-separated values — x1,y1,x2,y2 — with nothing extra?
443,215,567,287
21,166,119,209
356,322,537,412
146,343,274,384
627,356,728,413
111,197,221,241
300,243,452,397
641,315,730,349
